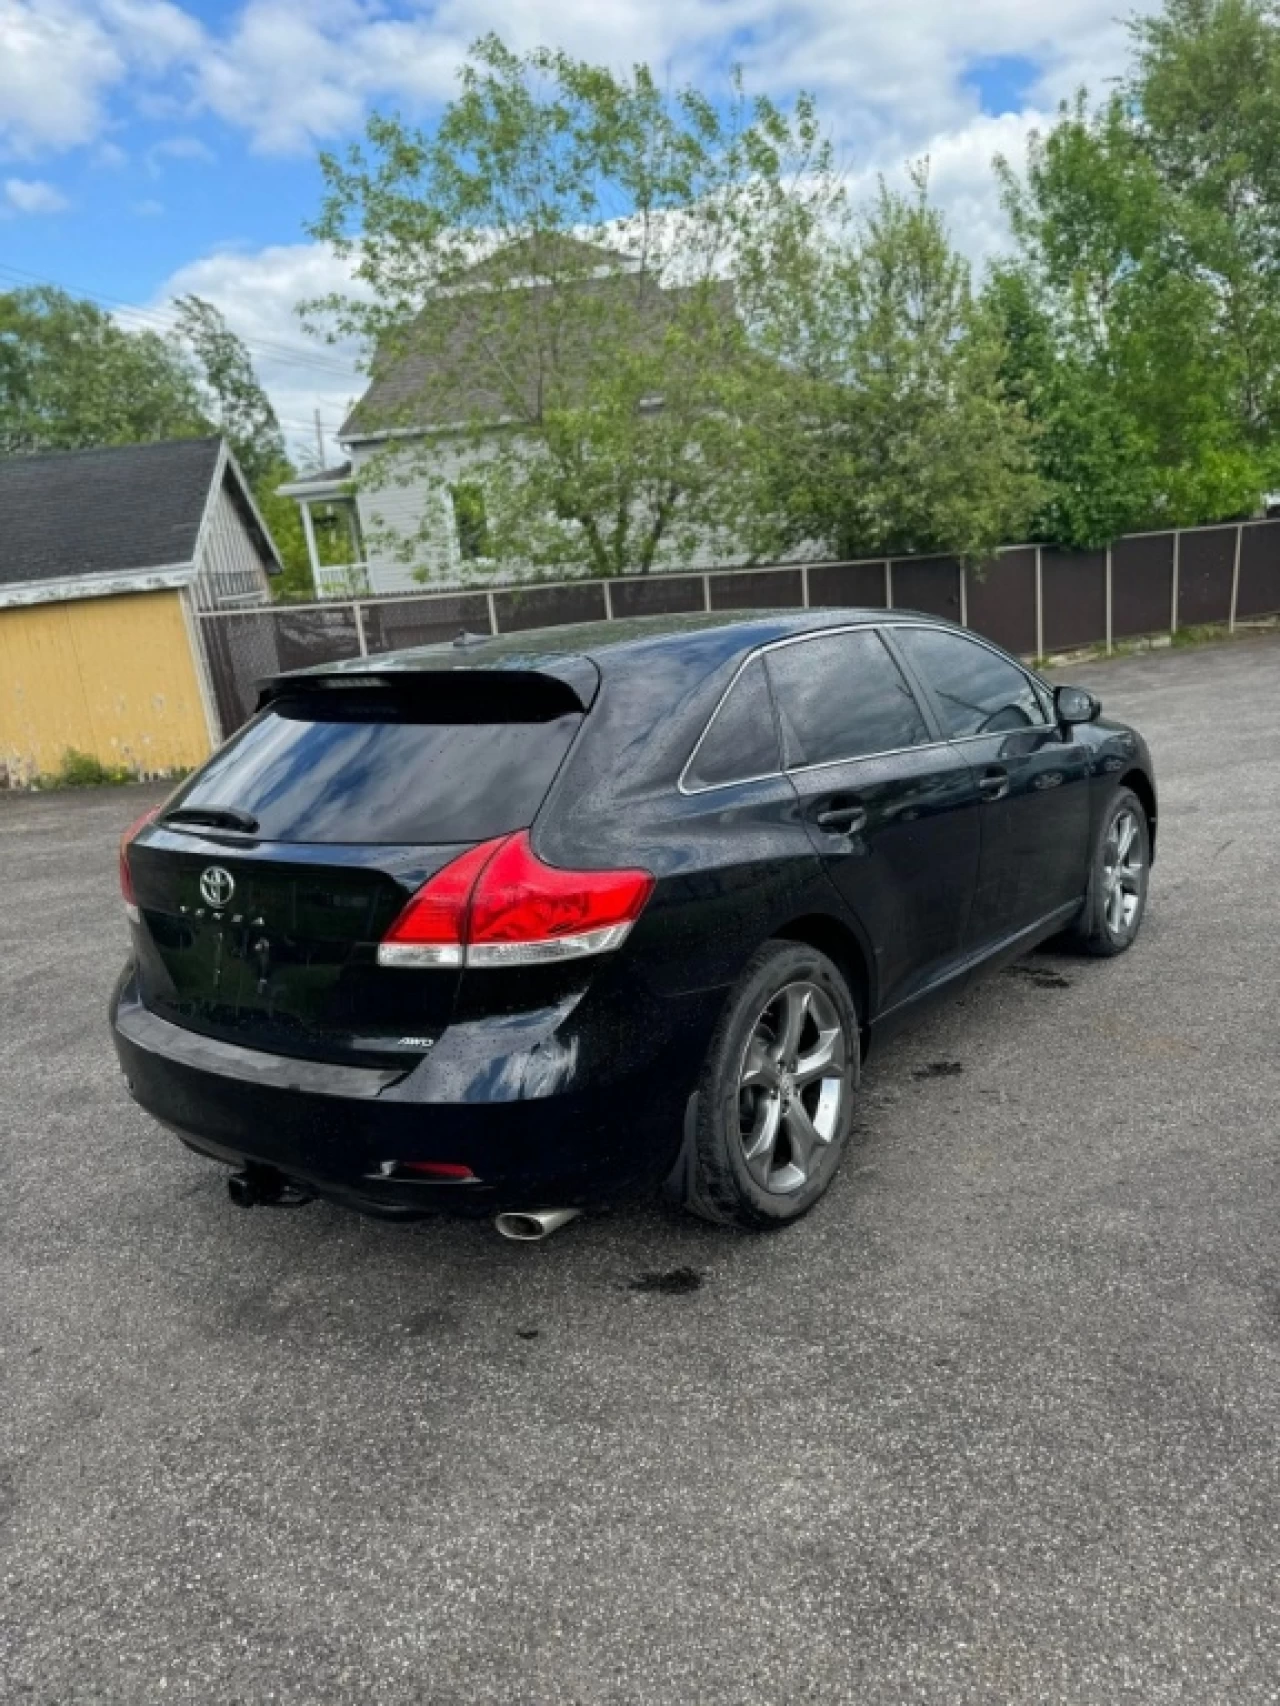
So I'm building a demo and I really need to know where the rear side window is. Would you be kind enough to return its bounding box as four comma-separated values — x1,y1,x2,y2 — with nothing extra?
892,627,1045,738
172,692,582,845
685,656,780,789
766,630,932,768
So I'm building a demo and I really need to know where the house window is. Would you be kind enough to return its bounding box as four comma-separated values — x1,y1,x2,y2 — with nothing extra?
451,482,491,561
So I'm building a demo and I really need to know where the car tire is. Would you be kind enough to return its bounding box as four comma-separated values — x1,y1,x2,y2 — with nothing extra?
679,940,860,1230
1068,787,1151,957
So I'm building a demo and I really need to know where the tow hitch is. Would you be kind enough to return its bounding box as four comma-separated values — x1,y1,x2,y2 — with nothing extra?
227,1164,315,1209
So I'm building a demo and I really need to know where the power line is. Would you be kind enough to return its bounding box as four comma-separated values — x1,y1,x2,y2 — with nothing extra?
0,260,363,383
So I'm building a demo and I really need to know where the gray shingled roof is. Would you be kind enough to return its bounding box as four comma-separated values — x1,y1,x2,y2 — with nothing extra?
0,438,224,589
342,259,736,439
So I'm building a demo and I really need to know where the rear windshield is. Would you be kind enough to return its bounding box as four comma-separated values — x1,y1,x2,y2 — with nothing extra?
170,692,583,845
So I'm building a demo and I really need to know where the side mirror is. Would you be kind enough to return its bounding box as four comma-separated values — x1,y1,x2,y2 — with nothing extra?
1055,684,1101,726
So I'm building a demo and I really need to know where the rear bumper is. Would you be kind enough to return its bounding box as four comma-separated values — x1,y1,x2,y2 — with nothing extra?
110,965,723,1217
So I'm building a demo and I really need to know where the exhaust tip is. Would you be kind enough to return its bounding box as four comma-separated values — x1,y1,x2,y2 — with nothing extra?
494,1208,581,1242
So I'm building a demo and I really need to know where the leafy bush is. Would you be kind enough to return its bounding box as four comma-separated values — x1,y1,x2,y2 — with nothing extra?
51,748,134,787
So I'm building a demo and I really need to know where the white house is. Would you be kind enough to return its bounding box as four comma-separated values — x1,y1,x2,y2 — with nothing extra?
279,236,754,598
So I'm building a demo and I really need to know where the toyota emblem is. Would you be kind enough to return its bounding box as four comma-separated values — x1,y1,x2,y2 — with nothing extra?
199,866,236,909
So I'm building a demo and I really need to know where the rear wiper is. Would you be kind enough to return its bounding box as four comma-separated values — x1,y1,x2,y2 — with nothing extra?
161,805,260,834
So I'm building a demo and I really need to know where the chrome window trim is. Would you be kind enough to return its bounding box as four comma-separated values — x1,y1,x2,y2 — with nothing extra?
677,617,1061,798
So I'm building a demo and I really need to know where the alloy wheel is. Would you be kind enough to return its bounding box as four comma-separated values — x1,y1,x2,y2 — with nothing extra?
1102,808,1145,937
736,980,850,1195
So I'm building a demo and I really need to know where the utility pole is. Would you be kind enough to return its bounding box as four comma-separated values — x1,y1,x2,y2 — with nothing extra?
313,409,325,469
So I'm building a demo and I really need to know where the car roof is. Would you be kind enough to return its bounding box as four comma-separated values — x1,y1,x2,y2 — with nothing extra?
273,607,942,689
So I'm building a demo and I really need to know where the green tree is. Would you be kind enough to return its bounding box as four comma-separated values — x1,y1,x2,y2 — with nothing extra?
1132,0,1280,436
304,34,839,576
173,295,287,489
0,286,208,454
753,175,1041,563
990,4,1280,545
171,295,313,597
0,284,313,598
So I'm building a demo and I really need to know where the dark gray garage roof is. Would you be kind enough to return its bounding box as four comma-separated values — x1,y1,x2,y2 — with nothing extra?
0,438,226,589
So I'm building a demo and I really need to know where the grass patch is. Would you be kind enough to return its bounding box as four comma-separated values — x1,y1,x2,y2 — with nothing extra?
47,748,134,788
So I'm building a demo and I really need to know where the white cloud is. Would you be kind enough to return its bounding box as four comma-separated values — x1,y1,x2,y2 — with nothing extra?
0,1,123,154
0,0,1163,178
99,0,203,68
92,0,1170,457
153,241,367,459
150,133,215,162
2,176,70,214
842,108,1049,272
184,0,1165,162
131,195,164,214
0,0,200,157
145,132,216,174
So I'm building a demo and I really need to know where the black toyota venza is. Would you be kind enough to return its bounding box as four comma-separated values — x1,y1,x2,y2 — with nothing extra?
111,610,1156,1237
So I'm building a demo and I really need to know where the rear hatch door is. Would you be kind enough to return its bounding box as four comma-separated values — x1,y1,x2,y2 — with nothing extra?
127,668,590,1065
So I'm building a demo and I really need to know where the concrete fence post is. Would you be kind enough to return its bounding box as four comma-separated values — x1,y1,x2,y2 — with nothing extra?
1230,524,1244,632
1035,547,1045,659
352,601,368,658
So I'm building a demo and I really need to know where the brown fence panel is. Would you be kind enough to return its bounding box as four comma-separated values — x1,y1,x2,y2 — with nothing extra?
1042,549,1105,652
707,568,804,610
890,556,961,621
808,561,887,609
493,582,607,632
364,593,492,652
1177,528,1236,627
610,574,706,618
966,549,1037,655
200,611,282,734
1237,522,1280,617
199,607,361,735
274,606,363,671
197,517,1280,742
1112,533,1174,637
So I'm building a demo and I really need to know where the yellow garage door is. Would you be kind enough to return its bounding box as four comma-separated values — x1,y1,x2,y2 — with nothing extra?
0,589,214,783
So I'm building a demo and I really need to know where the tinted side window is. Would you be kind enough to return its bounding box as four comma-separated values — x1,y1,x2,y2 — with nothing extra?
685,656,780,789
893,627,1045,738
766,630,932,768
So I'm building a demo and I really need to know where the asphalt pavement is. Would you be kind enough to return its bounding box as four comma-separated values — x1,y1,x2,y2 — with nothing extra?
2,635,1278,1704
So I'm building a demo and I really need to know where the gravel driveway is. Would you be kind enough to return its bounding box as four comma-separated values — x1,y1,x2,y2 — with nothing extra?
2,636,1278,1705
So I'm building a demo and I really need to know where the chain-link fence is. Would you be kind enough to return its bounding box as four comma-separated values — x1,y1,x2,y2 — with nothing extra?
195,521,1280,739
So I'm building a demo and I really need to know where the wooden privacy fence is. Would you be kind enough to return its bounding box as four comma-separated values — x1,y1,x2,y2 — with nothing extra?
195,519,1280,740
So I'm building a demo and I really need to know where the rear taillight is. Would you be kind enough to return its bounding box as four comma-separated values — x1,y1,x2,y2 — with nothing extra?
119,806,160,922
378,831,654,969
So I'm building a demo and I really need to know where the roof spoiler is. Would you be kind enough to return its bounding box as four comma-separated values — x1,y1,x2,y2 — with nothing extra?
255,656,600,719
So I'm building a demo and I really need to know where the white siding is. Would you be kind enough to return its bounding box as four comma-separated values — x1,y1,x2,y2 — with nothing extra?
347,432,763,594
349,440,461,594
194,482,273,609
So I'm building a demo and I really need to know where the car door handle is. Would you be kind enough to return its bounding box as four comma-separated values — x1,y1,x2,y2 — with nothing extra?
815,803,868,835
978,766,1010,802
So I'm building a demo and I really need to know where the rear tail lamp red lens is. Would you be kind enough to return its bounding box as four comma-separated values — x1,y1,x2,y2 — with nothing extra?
119,805,161,920
378,831,654,970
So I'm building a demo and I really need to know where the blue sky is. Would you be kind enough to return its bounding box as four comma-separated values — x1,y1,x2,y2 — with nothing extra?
0,1,1156,449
